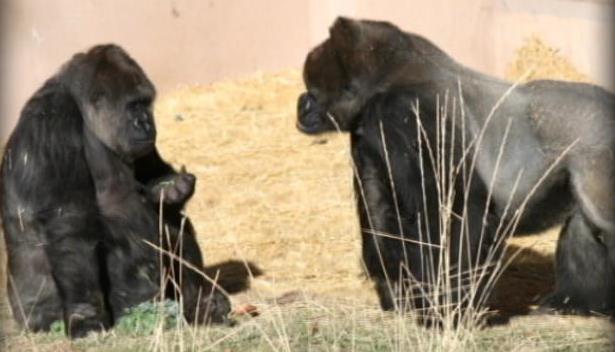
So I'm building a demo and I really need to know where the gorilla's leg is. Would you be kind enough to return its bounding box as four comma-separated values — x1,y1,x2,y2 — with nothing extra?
45,214,112,338
544,154,615,315
542,211,615,314
164,224,231,325
5,221,62,331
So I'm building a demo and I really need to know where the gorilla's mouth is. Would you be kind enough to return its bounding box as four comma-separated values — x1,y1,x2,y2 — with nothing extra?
129,138,156,157
132,133,157,145
297,91,328,134
296,118,323,134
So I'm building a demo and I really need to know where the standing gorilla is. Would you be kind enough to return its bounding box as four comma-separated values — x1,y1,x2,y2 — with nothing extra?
1,44,230,338
297,18,615,317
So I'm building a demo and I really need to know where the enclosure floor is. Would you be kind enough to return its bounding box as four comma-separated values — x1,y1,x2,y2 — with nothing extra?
0,37,608,340
152,69,561,319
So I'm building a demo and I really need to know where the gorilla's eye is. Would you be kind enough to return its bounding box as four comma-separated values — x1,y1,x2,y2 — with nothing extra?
127,98,153,128
127,98,151,111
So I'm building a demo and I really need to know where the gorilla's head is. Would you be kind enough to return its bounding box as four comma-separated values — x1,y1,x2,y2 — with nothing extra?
62,44,157,160
297,17,449,135
297,18,405,134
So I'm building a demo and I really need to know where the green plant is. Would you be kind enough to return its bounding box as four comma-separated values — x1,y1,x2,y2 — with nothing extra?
114,300,181,336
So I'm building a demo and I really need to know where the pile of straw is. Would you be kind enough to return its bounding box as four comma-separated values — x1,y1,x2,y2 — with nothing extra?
506,36,591,83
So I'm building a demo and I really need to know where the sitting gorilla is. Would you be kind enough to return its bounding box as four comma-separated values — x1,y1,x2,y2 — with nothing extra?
297,18,615,317
0,44,230,338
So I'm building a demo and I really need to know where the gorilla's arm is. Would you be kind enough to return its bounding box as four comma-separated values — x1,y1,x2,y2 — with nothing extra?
1,85,112,337
132,148,230,324
353,137,414,311
353,93,429,236
133,148,174,179
352,135,407,277
351,95,444,310
134,149,196,207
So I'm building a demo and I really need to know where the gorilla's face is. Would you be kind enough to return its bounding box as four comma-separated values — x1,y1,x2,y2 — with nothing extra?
65,45,157,160
297,18,407,134
297,39,351,134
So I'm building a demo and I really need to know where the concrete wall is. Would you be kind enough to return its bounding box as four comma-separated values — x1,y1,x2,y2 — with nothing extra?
314,0,613,85
1,0,613,140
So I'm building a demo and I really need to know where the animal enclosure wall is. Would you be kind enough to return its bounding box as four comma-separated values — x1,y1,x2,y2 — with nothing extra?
0,0,613,140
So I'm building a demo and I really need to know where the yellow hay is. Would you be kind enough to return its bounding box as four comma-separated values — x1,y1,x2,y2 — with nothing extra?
154,70,374,303
506,36,591,83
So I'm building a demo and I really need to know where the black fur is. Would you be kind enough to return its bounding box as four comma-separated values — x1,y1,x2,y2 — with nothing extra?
1,44,230,338
297,18,615,317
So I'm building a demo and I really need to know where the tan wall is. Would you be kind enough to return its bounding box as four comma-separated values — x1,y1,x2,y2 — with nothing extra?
1,0,613,140
0,0,312,138
338,0,614,84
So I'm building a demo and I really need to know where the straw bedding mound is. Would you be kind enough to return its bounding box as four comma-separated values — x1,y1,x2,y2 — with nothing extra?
506,36,591,83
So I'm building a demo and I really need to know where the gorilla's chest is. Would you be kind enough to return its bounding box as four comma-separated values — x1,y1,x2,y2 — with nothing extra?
95,178,160,242
96,178,162,311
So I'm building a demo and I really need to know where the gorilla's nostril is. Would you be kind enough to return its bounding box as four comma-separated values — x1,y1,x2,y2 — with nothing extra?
298,92,317,116
297,92,324,134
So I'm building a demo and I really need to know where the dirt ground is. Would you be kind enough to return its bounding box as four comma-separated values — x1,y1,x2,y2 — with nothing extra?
0,37,609,339
151,36,599,318
152,70,558,319
153,70,370,303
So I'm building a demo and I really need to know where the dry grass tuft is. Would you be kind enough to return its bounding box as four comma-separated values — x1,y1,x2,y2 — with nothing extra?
506,36,592,83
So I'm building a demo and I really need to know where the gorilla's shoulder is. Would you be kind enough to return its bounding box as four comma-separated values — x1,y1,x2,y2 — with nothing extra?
11,76,83,157
22,77,80,122
355,91,421,151
362,91,421,125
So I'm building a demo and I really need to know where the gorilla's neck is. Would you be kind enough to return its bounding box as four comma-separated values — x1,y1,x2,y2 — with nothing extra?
392,33,514,105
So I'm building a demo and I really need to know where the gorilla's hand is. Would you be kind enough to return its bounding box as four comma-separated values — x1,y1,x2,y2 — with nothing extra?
147,167,196,205
184,287,233,326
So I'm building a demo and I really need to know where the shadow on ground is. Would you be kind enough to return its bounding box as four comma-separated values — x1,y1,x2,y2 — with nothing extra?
488,244,555,322
205,259,264,294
